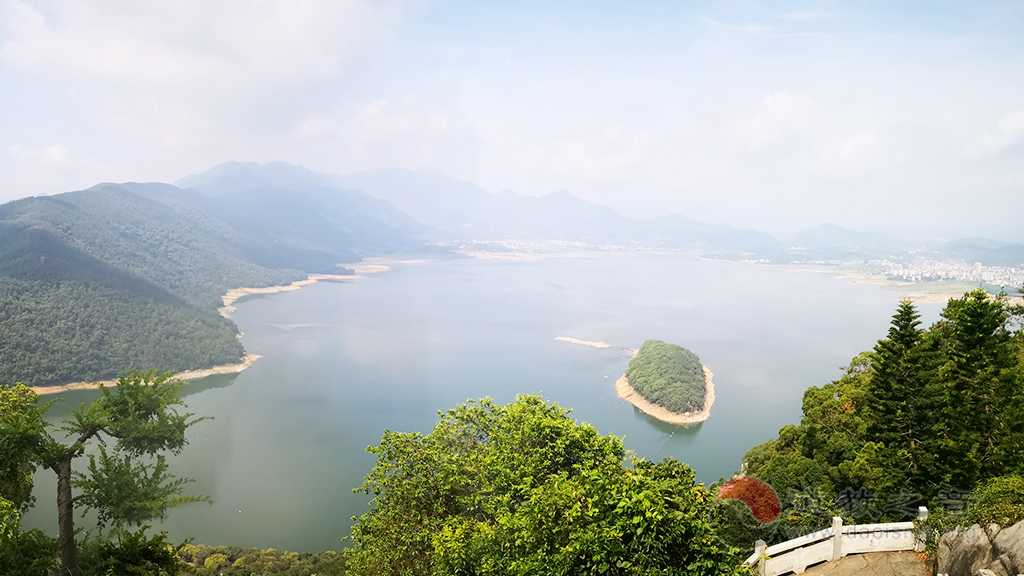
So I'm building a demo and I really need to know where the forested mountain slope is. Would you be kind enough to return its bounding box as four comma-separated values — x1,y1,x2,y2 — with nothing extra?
0,165,423,387
0,218,248,386
0,184,301,307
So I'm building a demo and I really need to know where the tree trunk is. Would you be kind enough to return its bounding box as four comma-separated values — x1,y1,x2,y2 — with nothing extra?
55,458,80,576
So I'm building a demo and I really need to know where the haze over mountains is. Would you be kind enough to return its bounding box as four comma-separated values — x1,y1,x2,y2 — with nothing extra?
338,167,782,255
2,160,1022,386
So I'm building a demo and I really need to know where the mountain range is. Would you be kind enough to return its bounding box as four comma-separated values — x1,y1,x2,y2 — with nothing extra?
2,161,1020,386
338,168,782,254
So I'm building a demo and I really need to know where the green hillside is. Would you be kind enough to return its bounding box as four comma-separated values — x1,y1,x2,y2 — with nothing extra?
625,340,706,413
0,184,302,308
0,165,422,387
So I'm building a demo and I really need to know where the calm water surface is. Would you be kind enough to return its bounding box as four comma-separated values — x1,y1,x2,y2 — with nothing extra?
25,253,943,550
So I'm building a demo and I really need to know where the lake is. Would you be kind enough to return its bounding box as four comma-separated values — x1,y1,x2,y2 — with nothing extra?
24,252,945,551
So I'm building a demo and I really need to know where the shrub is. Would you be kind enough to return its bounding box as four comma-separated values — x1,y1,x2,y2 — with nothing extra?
79,529,182,576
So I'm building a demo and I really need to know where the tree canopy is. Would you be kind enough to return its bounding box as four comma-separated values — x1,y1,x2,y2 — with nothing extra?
346,395,749,576
0,373,206,576
725,291,1024,546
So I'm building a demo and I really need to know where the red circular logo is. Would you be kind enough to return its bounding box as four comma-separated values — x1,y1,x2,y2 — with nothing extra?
718,477,781,524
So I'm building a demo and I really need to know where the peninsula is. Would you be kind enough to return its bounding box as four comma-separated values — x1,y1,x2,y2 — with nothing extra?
616,340,715,425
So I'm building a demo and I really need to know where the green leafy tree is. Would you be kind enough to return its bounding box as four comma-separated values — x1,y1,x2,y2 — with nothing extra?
0,498,15,541
0,496,56,576
346,395,749,576
79,528,183,576
0,384,47,511
0,373,206,576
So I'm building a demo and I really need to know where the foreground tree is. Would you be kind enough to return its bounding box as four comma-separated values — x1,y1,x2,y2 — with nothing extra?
734,291,1024,548
866,299,924,447
935,290,1023,488
0,373,205,576
346,395,749,576
863,299,946,494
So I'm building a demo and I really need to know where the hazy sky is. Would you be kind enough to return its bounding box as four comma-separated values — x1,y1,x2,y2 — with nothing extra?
2,1,1023,238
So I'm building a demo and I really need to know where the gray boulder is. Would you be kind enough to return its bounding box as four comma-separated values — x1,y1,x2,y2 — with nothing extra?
937,520,1024,576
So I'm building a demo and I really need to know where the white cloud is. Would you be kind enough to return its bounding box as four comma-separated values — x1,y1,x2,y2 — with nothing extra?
8,143,69,164
744,91,817,149
290,97,480,177
0,0,394,83
3,143,110,197
0,2,1021,237
973,109,1024,157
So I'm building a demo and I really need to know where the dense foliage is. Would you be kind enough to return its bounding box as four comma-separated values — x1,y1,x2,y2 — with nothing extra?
0,375,206,576
0,184,307,386
0,278,244,386
724,291,1024,546
626,340,707,413
346,395,749,576
955,475,1024,528
78,529,183,576
0,187,302,308
177,544,347,576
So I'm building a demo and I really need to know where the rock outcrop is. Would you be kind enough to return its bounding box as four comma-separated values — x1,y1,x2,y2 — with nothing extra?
937,520,1024,575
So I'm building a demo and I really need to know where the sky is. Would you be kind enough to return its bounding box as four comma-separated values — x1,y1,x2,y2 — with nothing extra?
1,1,1023,239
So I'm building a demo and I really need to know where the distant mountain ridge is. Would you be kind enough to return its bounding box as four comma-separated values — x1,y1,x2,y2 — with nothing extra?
941,238,1024,267
176,162,426,272
336,168,782,255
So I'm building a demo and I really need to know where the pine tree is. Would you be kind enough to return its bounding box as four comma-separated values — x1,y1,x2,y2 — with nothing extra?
864,298,952,498
937,290,1021,490
867,299,924,447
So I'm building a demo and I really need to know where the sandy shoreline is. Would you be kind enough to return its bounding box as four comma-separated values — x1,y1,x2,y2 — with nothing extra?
219,262,393,318
32,259,397,396
219,273,357,318
31,353,263,396
554,336,611,349
615,366,716,426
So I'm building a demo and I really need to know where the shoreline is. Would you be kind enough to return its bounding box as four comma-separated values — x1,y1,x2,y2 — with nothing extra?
757,261,1016,305
615,366,716,426
31,353,263,396
554,336,611,349
219,260,393,318
32,259,396,396
219,273,358,318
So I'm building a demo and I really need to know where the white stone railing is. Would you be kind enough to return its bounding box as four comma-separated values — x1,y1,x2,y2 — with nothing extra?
743,507,928,575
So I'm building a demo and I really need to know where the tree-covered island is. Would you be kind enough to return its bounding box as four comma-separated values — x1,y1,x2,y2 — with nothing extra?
616,340,714,425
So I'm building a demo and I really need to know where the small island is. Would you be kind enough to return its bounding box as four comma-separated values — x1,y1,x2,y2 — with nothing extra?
616,340,715,425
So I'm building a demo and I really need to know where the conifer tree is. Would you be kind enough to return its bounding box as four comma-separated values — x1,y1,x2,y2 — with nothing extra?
867,299,924,449
937,291,1021,490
